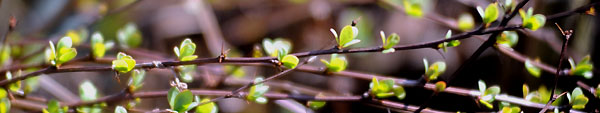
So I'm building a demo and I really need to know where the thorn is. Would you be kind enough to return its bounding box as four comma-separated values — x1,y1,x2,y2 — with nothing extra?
114,72,121,83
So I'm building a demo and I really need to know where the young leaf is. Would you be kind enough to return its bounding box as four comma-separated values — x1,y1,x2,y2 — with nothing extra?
522,84,529,98
262,38,292,57
117,23,142,49
403,0,424,18
177,65,196,83
196,98,218,113
435,81,446,92
392,85,406,100
79,81,98,101
56,37,73,51
338,25,360,48
497,31,519,47
247,77,270,104
381,33,400,54
128,69,146,91
112,52,136,73
281,55,299,69
425,61,446,80
525,59,541,77
173,90,194,112
57,48,77,65
572,95,588,109
168,87,180,109
307,93,326,110
0,98,9,113
321,54,348,72
478,80,486,94
485,86,501,96
115,106,127,113
0,45,10,65
458,13,474,31
91,32,106,58
483,3,499,24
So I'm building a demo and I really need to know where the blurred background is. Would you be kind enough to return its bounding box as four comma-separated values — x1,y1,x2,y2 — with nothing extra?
0,0,598,112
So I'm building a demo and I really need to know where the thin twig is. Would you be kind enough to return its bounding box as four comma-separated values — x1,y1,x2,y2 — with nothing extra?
540,23,573,113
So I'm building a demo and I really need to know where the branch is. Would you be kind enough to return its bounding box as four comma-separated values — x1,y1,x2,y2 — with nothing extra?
540,23,573,113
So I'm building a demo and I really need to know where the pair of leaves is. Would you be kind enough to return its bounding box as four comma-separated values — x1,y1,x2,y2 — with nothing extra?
437,30,460,52
457,13,475,31
423,59,446,81
330,25,360,49
306,93,326,110
262,38,292,57
524,85,562,105
569,55,593,79
112,52,136,73
379,31,400,53
519,8,546,31
567,87,589,109
496,31,519,48
280,55,299,69
370,77,406,100
43,100,68,113
90,32,114,59
117,23,142,49
195,97,218,113
174,38,198,61
402,0,425,18
477,2,500,24
478,80,500,109
127,69,146,92
0,88,9,113
525,59,541,78
167,87,199,112
247,77,270,104
321,54,348,72
46,37,78,66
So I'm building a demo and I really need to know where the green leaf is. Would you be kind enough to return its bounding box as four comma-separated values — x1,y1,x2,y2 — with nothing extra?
458,13,474,31
115,106,127,113
485,86,501,96
79,81,98,101
177,65,196,83
0,45,10,65
392,85,406,100
323,54,347,72
525,59,541,77
572,87,584,101
529,14,546,31
478,80,486,94
57,37,73,50
167,87,180,109
307,93,326,110
403,0,424,18
263,38,292,57
483,3,499,24
112,52,136,73
174,90,194,112
281,55,299,69
571,56,593,79
180,55,198,62
522,84,529,98
91,32,106,58
338,25,357,48
497,31,519,48
57,48,77,65
596,84,600,99
0,88,5,99
383,33,400,50
425,61,446,80
179,39,196,57
5,72,21,92
128,69,146,91
117,23,142,49
196,98,218,113
45,99,61,113
0,98,10,113
382,48,395,53
247,77,270,104
435,81,446,92
572,95,588,109
24,76,40,94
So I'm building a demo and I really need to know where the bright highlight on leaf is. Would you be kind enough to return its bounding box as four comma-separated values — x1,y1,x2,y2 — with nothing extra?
45,36,78,66
369,77,406,100
525,59,541,78
247,77,270,104
380,31,400,53
262,38,292,57
114,106,127,113
321,54,348,72
520,8,546,31
496,31,519,48
112,52,136,73
330,24,360,49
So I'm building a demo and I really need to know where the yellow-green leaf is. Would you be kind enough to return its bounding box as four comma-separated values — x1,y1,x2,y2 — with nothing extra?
281,55,299,69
